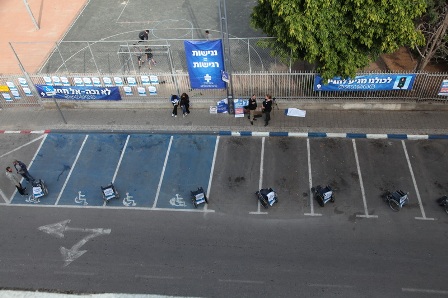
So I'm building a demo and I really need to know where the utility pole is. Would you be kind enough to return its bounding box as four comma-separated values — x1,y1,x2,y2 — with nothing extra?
218,0,234,114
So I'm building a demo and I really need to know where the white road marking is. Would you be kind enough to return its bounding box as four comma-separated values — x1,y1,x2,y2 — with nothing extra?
402,288,448,295
326,133,346,138
153,136,173,208
219,279,264,284
366,134,388,139
205,136,220,211
0,134,45,158
401,140,434,220
103,134,130,207
0,187,10,204
135,274,181,280
55,135,89,205
250,137,268,215
309,283,354,288
353,139,378,219
304,138,321,216
54,271,96,276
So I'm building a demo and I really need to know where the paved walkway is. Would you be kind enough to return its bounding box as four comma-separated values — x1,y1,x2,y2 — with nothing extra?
1,107,448,136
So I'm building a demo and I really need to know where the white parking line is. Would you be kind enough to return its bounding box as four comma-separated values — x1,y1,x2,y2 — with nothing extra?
54,271,96,276
305,138,321,216
401,140,435,221
353,140,378,219
103,135,130,207
135,274,181,280
0,134,45,159
55,135,89,205
153,136,173,208
250,137,268,215
402,288,448,295
309,283,354,288
205,136,220,211
219,279,264,284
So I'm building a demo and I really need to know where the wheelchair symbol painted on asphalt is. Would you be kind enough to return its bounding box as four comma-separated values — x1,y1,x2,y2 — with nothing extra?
25,196,40,204
169,194,186,207
74,191,88,205
123,192,136,207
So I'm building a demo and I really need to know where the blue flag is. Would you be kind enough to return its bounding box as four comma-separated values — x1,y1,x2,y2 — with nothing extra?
184,40,226,89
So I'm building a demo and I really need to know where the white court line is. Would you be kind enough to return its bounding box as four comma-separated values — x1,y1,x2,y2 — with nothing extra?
205,136,220,211
249,137,268,215
401,140,434,221
153,136,173,208
103,135,130,207
353,140,378,219
55,135,89,205
0,135,45,159
219,279,264,284
10,134,48,203
402,288,448,295
116,0,130,22
304,138,321,216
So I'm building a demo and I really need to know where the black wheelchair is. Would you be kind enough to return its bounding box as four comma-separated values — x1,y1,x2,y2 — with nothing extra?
101,182,119,203
312,185,335,207
383,190,409,212
436,196,448,214
191,187,208,208
255,188,278,208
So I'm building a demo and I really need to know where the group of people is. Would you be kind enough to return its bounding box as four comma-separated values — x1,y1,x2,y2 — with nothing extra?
135,30,156,69
171,93,190,117
246,94,274,126
5,160,34,196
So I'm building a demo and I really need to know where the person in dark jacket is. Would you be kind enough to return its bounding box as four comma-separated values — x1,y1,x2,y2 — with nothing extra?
262,94,273,127
13,159,34,183
138,30,149,42
180,93,190,115
247,94,257,125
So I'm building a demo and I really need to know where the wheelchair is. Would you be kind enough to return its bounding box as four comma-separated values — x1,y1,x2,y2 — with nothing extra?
383,190,409,212
255,188,278,208
436,196,448,214
101,182,119,203
312,185,335,207
191,187,208,208
32,179,48,200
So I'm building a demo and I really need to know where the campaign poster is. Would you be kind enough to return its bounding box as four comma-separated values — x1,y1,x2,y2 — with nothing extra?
184,40,226,89
314,74,416,91
35,85,122,100
438,80,448,96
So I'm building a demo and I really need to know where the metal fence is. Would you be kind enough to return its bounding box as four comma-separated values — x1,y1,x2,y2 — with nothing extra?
1,71,447,109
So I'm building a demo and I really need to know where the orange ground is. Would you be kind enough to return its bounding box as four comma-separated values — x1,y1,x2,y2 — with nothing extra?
0,0,87,74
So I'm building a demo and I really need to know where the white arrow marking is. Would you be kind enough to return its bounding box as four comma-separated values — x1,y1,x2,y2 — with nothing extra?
38,220,111,267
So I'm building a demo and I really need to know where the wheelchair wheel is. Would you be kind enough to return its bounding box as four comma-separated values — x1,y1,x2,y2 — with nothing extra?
330,196,335,203
444,204,448,215
388,199,400,212
317,196,325,207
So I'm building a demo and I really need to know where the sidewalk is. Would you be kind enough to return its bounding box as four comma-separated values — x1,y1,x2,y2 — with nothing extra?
1,107,448,136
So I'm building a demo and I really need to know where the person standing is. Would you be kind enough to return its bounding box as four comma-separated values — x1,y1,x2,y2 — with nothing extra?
5,167,27,195
171,94,179,117
138,30,149,42
180,94,188,117
180,93,190,114
13,159,34,183
205,30,212,40
262,94,273,127
145,47,156,69
247,94,257,125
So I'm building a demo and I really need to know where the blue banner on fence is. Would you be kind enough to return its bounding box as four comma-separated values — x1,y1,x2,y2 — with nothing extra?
35,85,122,100
184,40,226,89
314,74,416,91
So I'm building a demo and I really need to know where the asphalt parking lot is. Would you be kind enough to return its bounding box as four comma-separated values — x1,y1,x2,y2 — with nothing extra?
1,133,447,222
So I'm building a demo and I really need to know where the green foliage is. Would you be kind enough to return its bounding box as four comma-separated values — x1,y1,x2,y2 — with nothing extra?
251,0,426,79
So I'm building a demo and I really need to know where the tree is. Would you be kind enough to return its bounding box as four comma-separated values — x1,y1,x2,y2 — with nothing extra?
251,0,426,79
415,1,448,71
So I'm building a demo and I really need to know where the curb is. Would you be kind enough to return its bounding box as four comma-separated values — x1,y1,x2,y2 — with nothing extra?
2,129,448,140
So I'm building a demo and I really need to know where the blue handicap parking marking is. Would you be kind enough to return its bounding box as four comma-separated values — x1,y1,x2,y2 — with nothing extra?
11,134,86,205
107,134,171,208
57,134,128,206
157,135,216,209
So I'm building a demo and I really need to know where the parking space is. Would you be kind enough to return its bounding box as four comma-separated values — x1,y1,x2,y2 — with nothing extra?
404,140,448,219
355,139,423,220
309,138,364,218
2,133,447,222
